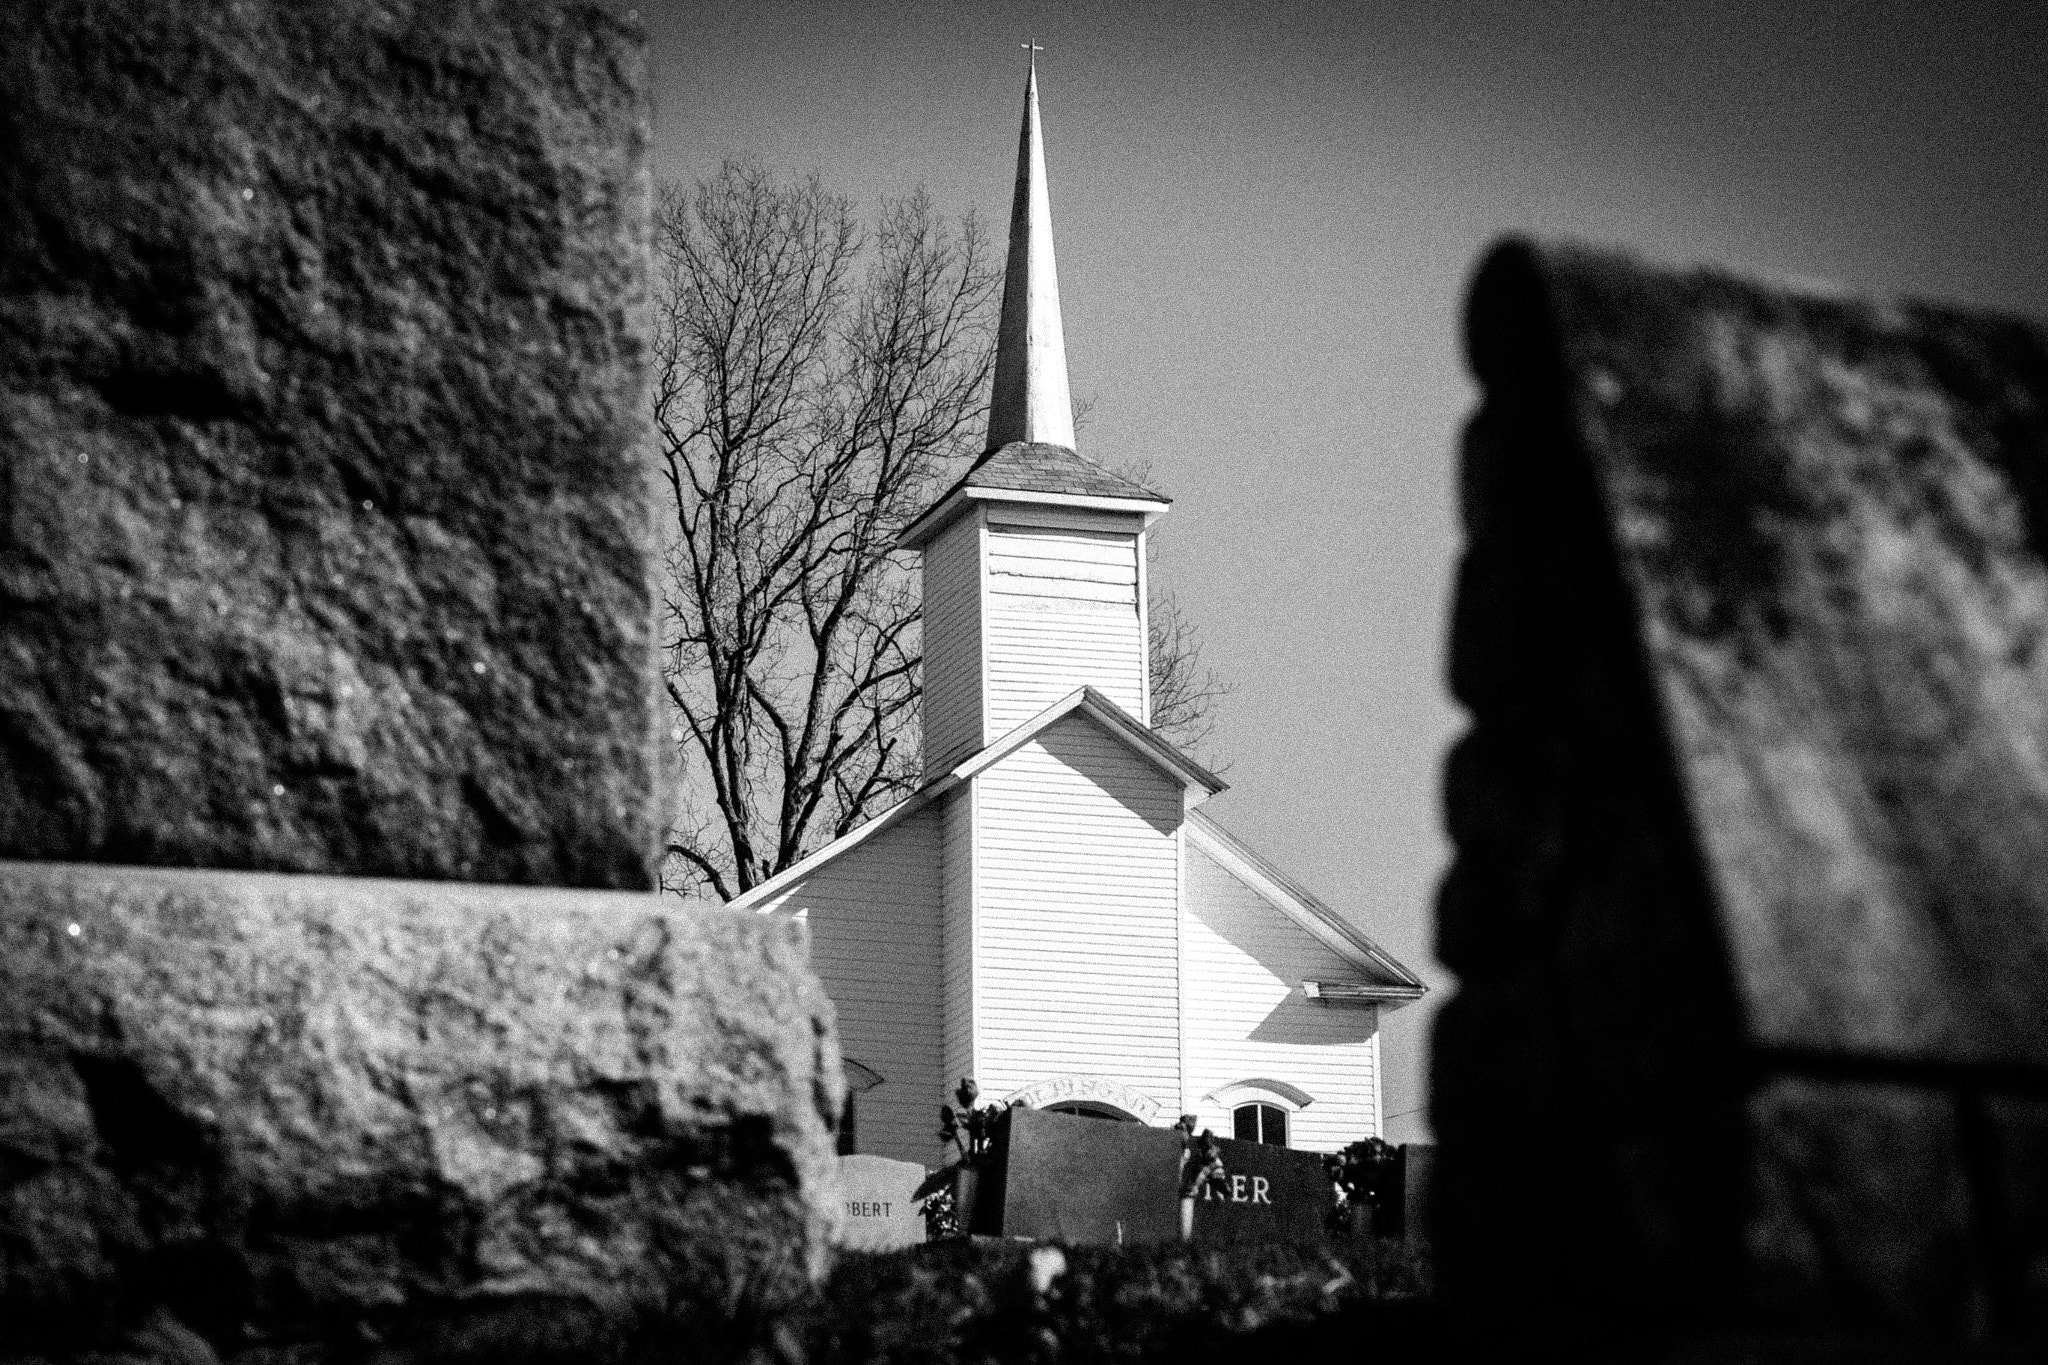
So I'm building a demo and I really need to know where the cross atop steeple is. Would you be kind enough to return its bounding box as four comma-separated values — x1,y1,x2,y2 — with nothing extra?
985,51,1075,452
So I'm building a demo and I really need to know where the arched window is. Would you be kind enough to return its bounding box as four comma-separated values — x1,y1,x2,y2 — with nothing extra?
1233,1102,1289,1147
1205,1079,1313,1149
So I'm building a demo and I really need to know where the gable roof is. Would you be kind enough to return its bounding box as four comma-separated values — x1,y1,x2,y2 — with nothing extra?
1185,809,1426,1001
730,686,1222,911
958,686,1223,794
898,442,1169,548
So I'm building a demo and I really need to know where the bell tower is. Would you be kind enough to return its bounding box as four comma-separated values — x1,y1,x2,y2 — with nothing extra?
900,55,1170,776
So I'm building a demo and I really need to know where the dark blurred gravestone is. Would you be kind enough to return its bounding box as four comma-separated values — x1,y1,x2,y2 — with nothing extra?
973,1107,1182,1245
1434,238,2048,1356
1189,1137,1330,1246
836,1154,928,1251
1398,1142,1433,1246
0,3,844,1361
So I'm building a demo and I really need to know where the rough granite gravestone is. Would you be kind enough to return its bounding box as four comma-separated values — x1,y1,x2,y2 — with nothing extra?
1434,238,2048,1355
0,3,844,1362
835,1154,929,1252
0,0,668,886
0,863,840,1356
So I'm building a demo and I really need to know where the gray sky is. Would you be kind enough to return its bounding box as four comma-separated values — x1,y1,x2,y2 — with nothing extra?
641,0,2048,1143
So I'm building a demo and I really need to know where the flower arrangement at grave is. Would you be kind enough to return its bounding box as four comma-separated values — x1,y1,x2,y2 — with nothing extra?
1174,1113,1229,1240
919,1184,959,1240
918,1077,1008,1238
938,1077,1007,1163
1324,1135,1399,1235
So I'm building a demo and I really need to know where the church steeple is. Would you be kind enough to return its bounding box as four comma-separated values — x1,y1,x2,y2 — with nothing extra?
986,52,1076,452
900,50,1172,777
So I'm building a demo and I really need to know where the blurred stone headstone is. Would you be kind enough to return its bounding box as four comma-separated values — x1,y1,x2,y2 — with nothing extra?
1435,237,2048,1355
0,2,843,1360
1398,1142,1433,1247
836,1154,928,1251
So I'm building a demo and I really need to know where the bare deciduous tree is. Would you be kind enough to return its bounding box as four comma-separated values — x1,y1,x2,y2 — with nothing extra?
654,160,997,900
655,160,1225,901
1148,589,1230,756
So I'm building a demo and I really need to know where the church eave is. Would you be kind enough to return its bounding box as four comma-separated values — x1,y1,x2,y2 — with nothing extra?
730,774,958,912
897,483,1169,550
1301,980,1429,1006
1187,810,1427,998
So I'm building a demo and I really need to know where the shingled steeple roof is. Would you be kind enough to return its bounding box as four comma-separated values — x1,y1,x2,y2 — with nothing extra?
965,441,1165,501
897,439,1169,549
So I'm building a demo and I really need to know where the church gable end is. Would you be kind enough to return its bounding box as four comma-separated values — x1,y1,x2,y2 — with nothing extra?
970,709,1184,1112
1183,835,1385,1149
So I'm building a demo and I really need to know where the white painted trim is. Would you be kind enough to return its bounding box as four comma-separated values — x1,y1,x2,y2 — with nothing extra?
1135,527,1152,726
1186,811,1425,996
966,776,981,1087
1175,822,1189,1114
899,485,1167,549
1302,980,1425,1004
967,486,1168,516
1370,1011,1384,1137
897,490,966,549
1204,1079,1317,1111
975,508,991,753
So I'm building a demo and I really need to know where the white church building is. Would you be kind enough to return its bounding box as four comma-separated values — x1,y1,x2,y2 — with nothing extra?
733,61,1423,1165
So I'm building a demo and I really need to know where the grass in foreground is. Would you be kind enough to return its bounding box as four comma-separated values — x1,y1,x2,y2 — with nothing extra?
787,1235,1435,1365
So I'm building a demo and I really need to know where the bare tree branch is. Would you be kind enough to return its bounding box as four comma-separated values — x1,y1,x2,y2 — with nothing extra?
1148,588,1232,760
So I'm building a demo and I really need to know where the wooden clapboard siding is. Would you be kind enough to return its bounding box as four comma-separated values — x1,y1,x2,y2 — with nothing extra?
970,711,1183,1110
921,513,984,775
984,525,1145,733
1182,839,1381,1151
941,785,976,1101
754,806,945,1165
